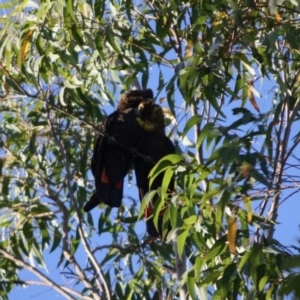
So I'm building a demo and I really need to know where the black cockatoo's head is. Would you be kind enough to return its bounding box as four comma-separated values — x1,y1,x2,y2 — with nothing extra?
135,99,165,133
118,89,154,111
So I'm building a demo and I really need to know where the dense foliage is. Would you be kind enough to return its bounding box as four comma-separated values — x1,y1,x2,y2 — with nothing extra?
1,0,300,299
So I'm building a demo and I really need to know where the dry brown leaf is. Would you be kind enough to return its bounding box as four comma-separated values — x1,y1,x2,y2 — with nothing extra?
185,40,193,57
242,195,253,223
159,97,167,104
227,214,237,255
274,13,282,24
21,29,35,62
241,161,253,177
270,119,280,127
247,85,260,113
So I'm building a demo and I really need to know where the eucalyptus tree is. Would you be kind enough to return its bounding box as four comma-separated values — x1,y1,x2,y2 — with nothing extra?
0,0,300,299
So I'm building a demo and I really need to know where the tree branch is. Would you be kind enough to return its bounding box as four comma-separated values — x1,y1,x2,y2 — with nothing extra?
46,107,105,300
0,247,77,300
0,279,94,299
266,66,300,240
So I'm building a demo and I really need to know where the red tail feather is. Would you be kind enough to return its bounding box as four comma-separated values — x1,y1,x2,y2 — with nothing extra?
101,169,123,189
101,169,109,183
115,180,123,189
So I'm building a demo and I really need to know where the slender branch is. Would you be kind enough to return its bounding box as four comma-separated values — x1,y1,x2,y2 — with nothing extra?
163,11,188,300
281,91,300,160
277,187,300,207
172,234,187,300
266,64,300,240
0,247,75,300
0,63,42,99
268,64,300,239
169,25,183,63
46,107,104,299
192,104,207,191
92,239,150,254
1,280,94,299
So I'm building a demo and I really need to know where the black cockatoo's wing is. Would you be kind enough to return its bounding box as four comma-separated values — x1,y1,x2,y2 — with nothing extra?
135,134,176,238
135,134,176,199
84,109,145,212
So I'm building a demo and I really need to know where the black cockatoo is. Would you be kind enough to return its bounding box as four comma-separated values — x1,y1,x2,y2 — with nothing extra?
134,100,176,238
83,89,154,212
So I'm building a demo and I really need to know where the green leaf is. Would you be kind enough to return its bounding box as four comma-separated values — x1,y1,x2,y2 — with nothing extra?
238,250,251,271
242,196,253,223
59,86,67,106
221,263,237,295
106,27,121,54
266,284,275,298
250,247,262,267
187,275,196,300
169,203,178,228
23,221,33,241
215,189,231,232
160,167,174,202
50,227,62,253
196,123,215,149
149,154,183,188
236,52,255,76
31,240,45,268
66,0,76,22
153,194,166,231
201,270,223,285
71,25,84,46
195,256,203,281
251,266,258,289
183,215,197,225
1,176,10,195
115,282,124,298
95,0,105,20
138,190,157,219
269,0,277,14
200,235,227,262
259,275,269,292
29,131,36,155
182,115,202,139
251,169,269,187
18,235,29,256
177,228,189,259
282,255,300,270
205,91,226,118
101,247,120,265
70,226,81,255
